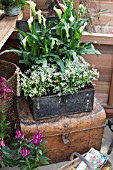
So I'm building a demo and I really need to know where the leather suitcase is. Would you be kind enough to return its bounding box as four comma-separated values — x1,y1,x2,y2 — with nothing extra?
15,97,106,163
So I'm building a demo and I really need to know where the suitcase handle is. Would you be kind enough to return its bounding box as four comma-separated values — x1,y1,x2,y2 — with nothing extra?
70,152,94,170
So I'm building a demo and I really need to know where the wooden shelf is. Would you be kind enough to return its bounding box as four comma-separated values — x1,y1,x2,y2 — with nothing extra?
0,12,23,49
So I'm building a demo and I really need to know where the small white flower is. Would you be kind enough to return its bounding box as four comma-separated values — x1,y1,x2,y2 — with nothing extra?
36,10,42,24
79,22,87,33
42,16,46,27
53,6,62,19
60,4,67,12
22,36,28,49
69,13,74,22
27,16,33,30
26,1,36,17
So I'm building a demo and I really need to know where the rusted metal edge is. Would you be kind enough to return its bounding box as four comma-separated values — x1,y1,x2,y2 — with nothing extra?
42,124,106,137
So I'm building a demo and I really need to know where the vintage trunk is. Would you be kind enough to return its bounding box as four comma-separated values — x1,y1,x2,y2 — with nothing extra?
14,97,106,163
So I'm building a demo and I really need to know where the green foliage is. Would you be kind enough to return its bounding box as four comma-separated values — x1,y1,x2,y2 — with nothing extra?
0,146,15,167
0,0,26,8
20,61,99,97
0,109,10,141
52,2,100,63
13,141,49,170
0,1,100,71
0,77,14,141
78,4,87,19
0,130,50,170
0,0,101,97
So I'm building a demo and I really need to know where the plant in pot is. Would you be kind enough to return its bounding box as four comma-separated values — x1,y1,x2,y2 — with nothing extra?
0,77,50,169
0,0,27,16
0,0,100,120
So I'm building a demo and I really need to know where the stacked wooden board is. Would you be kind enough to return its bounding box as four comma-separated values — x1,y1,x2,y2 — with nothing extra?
81,32,113,107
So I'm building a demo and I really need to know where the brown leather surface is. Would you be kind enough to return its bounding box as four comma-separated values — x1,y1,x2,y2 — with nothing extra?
14,97,106,163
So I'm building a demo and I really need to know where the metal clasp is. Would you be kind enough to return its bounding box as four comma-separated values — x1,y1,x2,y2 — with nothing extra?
62,134,70,144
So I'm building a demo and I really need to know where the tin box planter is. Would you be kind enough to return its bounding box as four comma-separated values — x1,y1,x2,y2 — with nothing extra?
16,16,59,32
28,84,95,120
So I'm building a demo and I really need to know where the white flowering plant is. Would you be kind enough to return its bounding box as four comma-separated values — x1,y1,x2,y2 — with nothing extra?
20,60,99,97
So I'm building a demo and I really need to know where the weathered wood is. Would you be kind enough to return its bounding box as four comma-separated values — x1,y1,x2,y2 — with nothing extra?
81,32,113,45
14,97,106,163
95,93,108,106
104,108,113,118
83,0,113,33
108,72,113,106
94,81,109,106
83,54,113,69
92,13,113,26
95,25,113,34
34,0,47,10
73,0,80,17
89,1,113,13
0,12,23,49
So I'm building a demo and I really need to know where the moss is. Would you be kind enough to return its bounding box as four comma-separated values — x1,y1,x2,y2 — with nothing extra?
0,0,26,9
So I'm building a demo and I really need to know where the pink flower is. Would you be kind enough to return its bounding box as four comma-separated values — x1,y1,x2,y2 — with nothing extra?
0,138,5,147
0,77,14,101
20,148,30,158
0,77,7,84
15,129,24,140
0,156,2,160
32,130,43,146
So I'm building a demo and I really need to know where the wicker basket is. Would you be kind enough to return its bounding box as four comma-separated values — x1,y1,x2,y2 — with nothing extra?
58,152,112,170
0,60,20,141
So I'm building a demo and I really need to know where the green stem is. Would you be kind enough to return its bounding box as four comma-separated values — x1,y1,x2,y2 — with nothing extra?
26,158,31,170
1,101,5,140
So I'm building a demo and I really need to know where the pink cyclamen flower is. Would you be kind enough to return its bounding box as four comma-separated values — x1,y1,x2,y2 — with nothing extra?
15,129,24,140
20,148,30,158
0,138,5,147
32,130,43,146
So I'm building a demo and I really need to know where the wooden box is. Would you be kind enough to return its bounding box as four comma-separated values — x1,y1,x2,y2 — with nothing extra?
14,97,106,163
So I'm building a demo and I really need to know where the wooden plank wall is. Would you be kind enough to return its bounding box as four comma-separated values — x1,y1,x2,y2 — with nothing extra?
23,0,113,33
81,33,113,106
85,0,113,33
